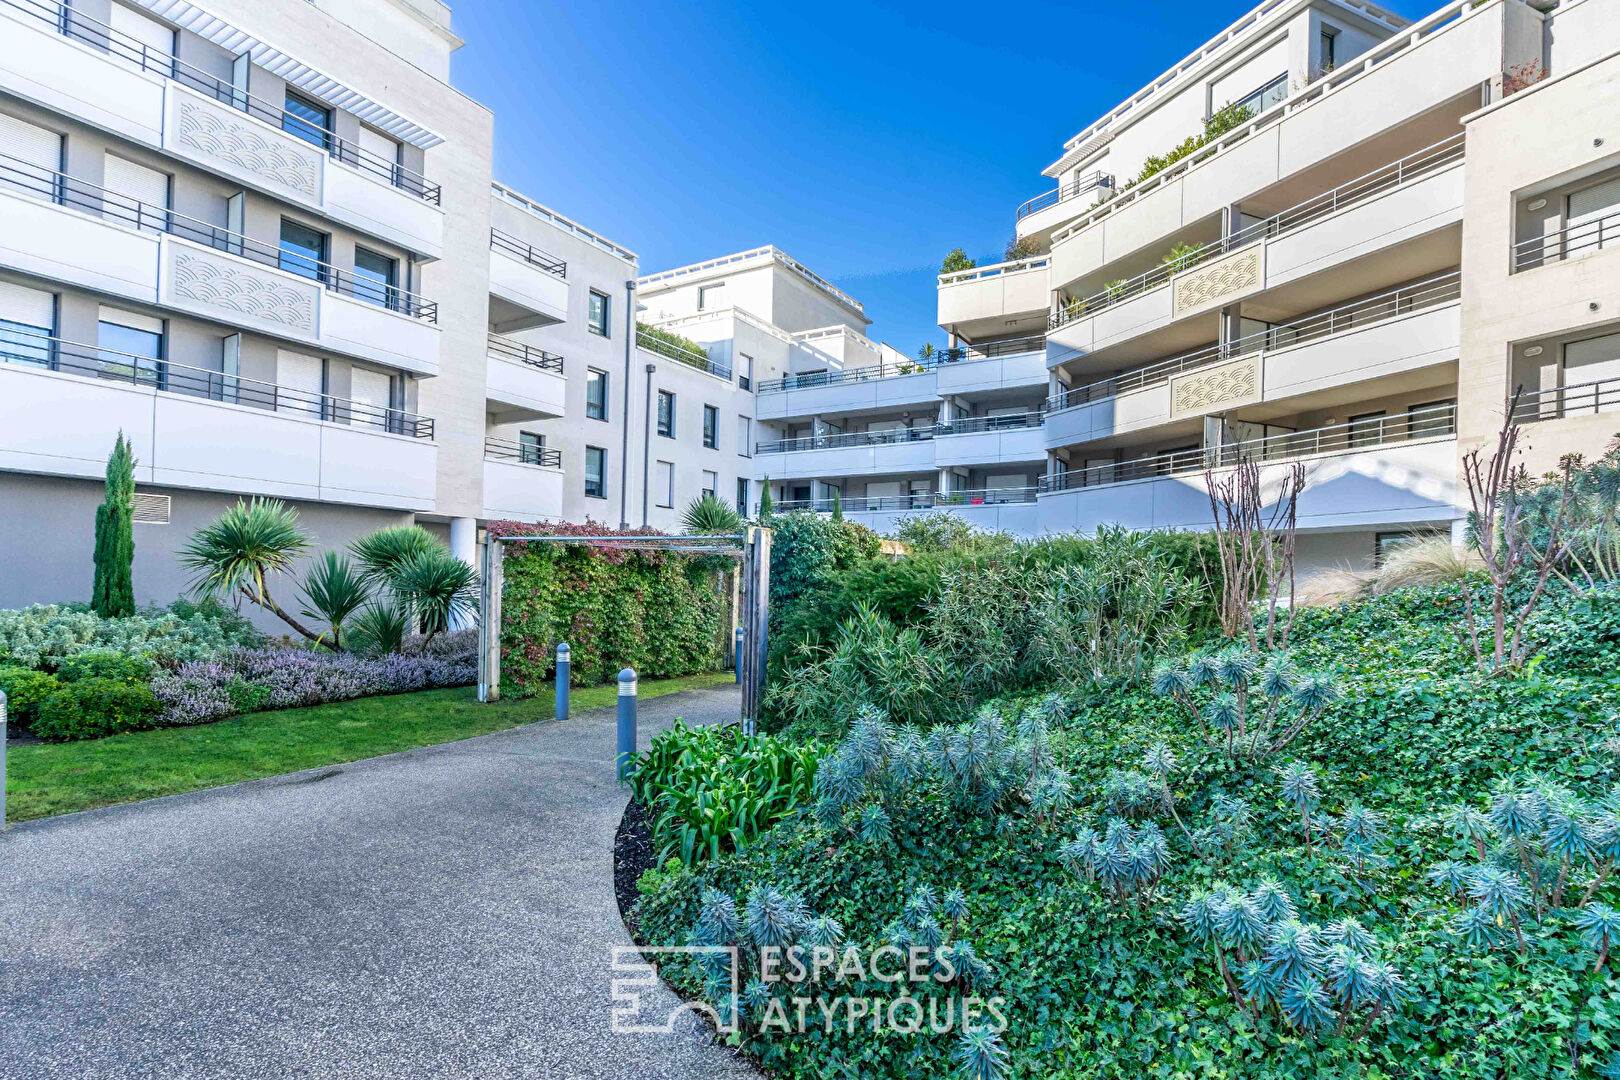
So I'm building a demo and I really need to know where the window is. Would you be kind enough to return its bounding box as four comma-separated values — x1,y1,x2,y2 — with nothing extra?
0,281,54,369
0,113,63,204
278,219,328,282
586,368,608,420
657,390,675,438
737,416,752,457
698,282,726,310
353,247,397,309
358,126,401,183
283,91,332,150
585,446,607,498
738,353,753,391
1347,410,1386,447
98,308,164,386
736,477,749,515
110,2,175,74
519,431,546,464
702,470,718,498
1320,28,1337,71
702,404,719,448
1407,399,1457,438
655,460,674,508
588,290,611,337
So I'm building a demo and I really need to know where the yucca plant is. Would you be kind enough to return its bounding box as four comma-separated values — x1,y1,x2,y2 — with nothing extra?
297,551,371,650
179,497,318,642
387,547,478,650
1153,647,1340,761
349,524,440,583
681,492,743,535
346,602,409,657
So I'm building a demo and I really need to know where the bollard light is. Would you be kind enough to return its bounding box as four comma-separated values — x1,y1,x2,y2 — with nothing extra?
555,642,571,721
734,627,743,684
616,667,638,782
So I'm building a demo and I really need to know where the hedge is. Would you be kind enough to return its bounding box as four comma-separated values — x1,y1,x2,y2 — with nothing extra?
493,521,724,694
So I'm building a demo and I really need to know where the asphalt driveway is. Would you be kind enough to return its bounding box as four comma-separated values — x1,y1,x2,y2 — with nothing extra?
0,685,758,1080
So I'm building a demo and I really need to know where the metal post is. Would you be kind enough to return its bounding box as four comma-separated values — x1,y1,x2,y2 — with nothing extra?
734,627,743,683
616,668,638,781
1,689,7,830
556,642,571,720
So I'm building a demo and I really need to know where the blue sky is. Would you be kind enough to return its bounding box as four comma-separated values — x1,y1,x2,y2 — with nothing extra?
450,0,1430,353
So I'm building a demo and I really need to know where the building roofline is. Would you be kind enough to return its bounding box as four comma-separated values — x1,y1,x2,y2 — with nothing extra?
1041,0,1408,178
491,183,638,264
637,246,869,324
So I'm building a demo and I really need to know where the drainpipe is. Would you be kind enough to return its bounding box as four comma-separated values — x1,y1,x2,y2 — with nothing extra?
618,278,636,529
641,363,655,526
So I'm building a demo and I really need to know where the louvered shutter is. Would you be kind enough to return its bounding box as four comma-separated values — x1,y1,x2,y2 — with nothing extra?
0,113,61,201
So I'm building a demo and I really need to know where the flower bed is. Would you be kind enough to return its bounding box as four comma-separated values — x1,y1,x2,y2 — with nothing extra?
0,601,262,668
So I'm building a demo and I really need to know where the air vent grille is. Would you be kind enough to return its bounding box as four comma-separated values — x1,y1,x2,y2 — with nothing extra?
132,492,171,525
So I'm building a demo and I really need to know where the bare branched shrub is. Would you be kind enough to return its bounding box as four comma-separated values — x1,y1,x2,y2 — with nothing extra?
1205,460,1306,649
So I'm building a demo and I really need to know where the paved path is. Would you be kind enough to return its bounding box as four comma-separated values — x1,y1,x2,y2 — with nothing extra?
0,686,759,1080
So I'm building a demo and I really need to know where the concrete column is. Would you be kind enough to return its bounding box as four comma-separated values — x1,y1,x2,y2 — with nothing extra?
1218,303,1242,356
938,467,952,495
449,517,477,631
1451,517,1470,550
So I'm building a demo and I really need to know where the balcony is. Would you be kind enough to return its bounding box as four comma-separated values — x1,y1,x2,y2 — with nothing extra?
755,356,936,420
1509,377,1620,475
936,336,1049,397
1513,208,1620,273
1038,410,1458,535
0,0,445,257
1044,0,1512,289
0,332,437,510
1047,135,1465,361
936,256,1051,339
635,328,734,382
755,426,935,480
1045,273,1461,447
488,230,568,332
482,437,564,523
934,412,1047,467
778,488,1041,536
0,154,442,374
1015,172,1116,243
485,335,566,422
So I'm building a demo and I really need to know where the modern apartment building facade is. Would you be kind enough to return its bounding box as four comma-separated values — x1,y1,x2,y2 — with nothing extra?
757,0,1620,574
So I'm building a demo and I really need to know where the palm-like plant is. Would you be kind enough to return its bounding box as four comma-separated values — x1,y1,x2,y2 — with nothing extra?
1577,902,1620,971
387,547,478,649
347,602,409,657
179,497,318,642
297,551,371,650
1152,647,1338,761
954,1027,1009,1080
1277,761,1323,852
349,525,440,583
681,492,743,535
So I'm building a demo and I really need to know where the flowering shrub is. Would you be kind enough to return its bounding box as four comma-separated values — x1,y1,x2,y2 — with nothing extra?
0,601,262,669
150,631,476,729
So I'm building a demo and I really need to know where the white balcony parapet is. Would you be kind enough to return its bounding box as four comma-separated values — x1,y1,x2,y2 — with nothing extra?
647,305,799,346
1041,402,1457,493
1049,134,1465,330
757,336,1045,395
486,334,566,421
637,247,867,320
937,255,1051,286
492,183,638,263
1045,0,1489,249
482,437,565,523
1048,272,1462,411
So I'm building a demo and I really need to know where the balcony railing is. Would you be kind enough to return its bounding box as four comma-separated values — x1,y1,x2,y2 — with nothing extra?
0,152,438,321
483,436,562,468
1016,172,1117,221
952,335,1047,362
775,487,1039,514
487,334,564,374
490,229,567,278
0,328,434,437
635,329,733,381
756,336,1046,396
758,425,935,455
1049,133,1466,330
1039,402,1456,493
1513,208,1620,273
1047,271,1462,411
937,255,1050,286
936,412,1045,437
1512,377,1620,423
2,0,441,202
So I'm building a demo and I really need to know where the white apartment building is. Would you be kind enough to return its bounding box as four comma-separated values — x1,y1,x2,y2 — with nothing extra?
760,0,1620,574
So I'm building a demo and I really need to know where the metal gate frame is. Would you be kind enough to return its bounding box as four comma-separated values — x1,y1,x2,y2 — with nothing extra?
477,527,772,721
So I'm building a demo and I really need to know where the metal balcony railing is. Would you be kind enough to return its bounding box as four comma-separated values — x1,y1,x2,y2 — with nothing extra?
1048,133,1466,330
1,0,441,202
774,487,1039,514
0,152,439,321
483,436,562,468
1513,208,1620,272
635,329,733,381
758,425,935,455
487,334,564,374
0,328,434,437
1016,172,1116,220
1046,271,1462,411
935,412,1045,437
1512,377,1620,423
490,229,567,278
755,336,1046,396
1039,402,1456,493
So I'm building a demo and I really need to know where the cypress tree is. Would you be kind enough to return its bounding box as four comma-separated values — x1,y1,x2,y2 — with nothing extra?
758,478,774,520
92,432,136,618
830,489,844,522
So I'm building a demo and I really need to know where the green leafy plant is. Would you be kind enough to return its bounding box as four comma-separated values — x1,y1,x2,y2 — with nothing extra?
52,650,152,684
0,665,62,731
1161,241,1207,274
682,492,743,535
91,432,136,619
349,525,440,585
387,547,477,651
33,676,162,741
940,247,977,274
346,603,410,658
298,551,372,651
1152,647,1340,761
636,321,709,360
179,497,319,643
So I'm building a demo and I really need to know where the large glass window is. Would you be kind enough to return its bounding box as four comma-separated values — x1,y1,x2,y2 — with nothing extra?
588,290,610,337
585,446,606,498
353,247,397,309
703,404,718,448
657,390,675,438
98,309,165,386
586,368,608,420
278,219,328,282
1407,399,1457,438
283,92,332,150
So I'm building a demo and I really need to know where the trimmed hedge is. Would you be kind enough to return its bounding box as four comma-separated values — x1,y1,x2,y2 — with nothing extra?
493,521,724,694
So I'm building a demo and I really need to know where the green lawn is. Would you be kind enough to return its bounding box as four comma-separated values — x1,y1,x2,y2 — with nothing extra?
3,671,735,823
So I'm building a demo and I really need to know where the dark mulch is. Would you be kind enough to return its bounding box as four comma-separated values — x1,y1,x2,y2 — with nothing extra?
614,798,657,934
